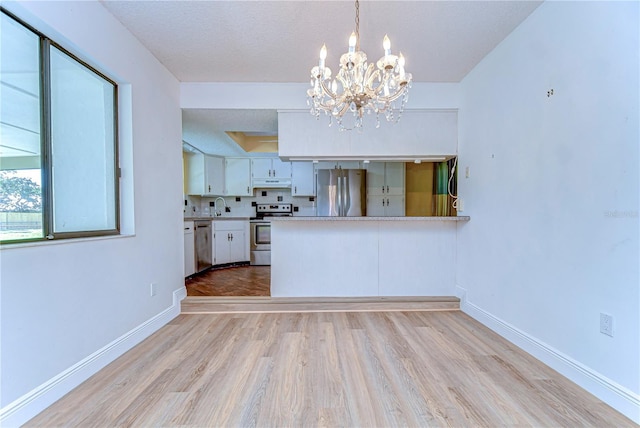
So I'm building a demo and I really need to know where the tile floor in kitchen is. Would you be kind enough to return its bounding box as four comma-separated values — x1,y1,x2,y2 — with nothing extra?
185,265,270,296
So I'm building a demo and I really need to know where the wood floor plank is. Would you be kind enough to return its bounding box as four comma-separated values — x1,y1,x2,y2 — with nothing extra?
24,311,635,427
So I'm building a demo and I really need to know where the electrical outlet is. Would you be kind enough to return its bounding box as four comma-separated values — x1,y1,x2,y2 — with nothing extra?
457,198,464,212
150,283,157,297
600,313,613,337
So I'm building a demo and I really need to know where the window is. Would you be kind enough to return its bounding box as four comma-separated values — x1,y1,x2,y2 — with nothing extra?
0,9,119,243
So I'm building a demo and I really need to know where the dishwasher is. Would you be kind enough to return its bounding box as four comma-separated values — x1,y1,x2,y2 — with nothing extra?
194,220,212,273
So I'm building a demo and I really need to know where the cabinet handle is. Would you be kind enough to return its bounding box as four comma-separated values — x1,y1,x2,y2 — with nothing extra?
247,186,250,193
230,233,233,241
386,199,390,206
294,186,297,194
208,185,211,192
382,200,384,207
387,185,389,193
227,233,231,241
382,186,385,193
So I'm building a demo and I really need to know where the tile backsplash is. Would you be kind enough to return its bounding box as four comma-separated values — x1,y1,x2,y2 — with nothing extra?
185,188,316,218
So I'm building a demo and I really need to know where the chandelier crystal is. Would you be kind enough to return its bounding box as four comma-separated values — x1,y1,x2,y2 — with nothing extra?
307,0,412,130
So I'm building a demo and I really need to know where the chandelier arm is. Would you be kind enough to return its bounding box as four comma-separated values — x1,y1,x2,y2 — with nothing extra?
364,69,380,89
318,78,337,99
334,102,351,117
376,88,408,103
335,74,350,93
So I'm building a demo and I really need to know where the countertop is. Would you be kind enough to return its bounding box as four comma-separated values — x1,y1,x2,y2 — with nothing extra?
184,217,251,221
269,216,470,222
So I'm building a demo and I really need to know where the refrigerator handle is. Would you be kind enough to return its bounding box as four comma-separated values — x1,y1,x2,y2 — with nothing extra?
343,176,350,216
337,173,343,216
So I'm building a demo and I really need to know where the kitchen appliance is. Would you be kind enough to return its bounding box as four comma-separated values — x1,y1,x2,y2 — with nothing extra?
316,169,367,216
194,220,212,272
250,203,292,265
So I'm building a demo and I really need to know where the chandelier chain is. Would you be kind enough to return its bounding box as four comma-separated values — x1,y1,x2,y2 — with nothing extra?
355,0,360,51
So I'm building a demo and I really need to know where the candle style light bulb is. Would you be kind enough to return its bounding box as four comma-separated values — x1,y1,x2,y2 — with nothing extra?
398,52,406,79
383,35,391,56
349,32,357,53
319,44,327,69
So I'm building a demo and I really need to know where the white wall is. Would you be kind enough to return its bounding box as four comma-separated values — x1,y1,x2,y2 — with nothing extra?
0,1,184,425
457,1,639,422
180,82,460,110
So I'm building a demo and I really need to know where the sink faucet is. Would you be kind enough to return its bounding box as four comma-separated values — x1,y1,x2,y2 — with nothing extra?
213,197,227,216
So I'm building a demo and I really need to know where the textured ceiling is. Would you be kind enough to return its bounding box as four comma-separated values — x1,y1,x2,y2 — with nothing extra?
99,0,542,154
101,0,542,83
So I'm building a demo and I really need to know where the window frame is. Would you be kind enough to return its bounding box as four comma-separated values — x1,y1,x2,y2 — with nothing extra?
1,8,120,244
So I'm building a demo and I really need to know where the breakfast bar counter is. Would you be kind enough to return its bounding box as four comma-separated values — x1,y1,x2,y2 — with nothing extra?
270,216,470,222
270,216,469,298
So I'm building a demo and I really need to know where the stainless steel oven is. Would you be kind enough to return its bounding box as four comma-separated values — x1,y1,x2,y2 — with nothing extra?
250,203,292,265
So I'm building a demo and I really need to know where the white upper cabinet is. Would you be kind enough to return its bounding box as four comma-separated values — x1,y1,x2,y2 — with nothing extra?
366,162,405,216
225,158,252,196
278,110,458,160
367,162,405,196
185,154,224,196
291,161,315,196
251,158,291,179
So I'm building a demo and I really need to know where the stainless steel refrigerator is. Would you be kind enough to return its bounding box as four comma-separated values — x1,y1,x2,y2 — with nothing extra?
316,169,367,216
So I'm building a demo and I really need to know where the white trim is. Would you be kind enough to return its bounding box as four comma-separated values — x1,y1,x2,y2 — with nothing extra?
0,287,187,427
461,298,640,424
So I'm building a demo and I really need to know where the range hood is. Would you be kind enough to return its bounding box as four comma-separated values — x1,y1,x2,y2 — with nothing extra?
252,178,292,189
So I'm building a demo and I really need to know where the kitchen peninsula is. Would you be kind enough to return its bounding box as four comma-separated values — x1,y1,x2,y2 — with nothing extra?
270,216,469,297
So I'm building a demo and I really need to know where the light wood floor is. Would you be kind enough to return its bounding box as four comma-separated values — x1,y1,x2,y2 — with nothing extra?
25,310,633,427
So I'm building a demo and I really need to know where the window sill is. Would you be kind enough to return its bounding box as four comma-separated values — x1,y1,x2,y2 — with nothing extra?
0,233,135,250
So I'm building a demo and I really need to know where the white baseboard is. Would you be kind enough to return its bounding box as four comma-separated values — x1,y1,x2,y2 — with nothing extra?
461,298,640,425
0,286,187,428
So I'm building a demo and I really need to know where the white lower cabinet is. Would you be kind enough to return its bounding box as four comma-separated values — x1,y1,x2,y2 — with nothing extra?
184,221,196,277
213,220,249,265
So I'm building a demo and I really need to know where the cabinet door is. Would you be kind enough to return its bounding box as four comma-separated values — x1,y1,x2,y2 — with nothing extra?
251,158,272,178
366,162,386,196
229,230,246,263
366,195,386,217
205,155,224,195
272,158,291,179
184,224,195,277
225,158,252,196
291,161,315,196
366,195,405,217
214,231,230,265
385,195,406,217
385,162,405,196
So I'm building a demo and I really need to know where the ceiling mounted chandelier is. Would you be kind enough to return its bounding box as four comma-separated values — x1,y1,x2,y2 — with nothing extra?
307,0,412,130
